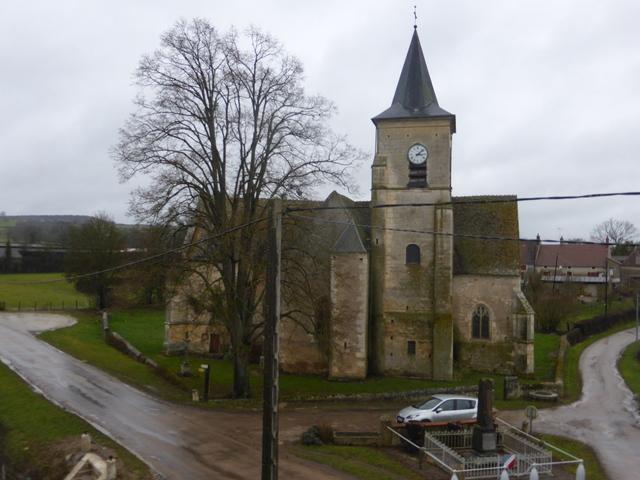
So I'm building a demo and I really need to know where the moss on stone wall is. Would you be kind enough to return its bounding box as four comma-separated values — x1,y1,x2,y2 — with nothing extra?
458,341,517,374
452,196,520,275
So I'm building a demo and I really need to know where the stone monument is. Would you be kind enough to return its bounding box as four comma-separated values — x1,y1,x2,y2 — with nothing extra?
472,378,497,452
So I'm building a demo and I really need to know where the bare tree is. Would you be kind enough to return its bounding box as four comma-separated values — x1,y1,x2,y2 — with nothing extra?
114,19,361,398
590,218,637,244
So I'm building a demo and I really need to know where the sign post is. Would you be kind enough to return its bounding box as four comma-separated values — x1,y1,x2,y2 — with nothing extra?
525,405,538,434
200,364,210,402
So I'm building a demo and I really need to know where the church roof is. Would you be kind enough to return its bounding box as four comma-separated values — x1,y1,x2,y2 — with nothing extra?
452,196,520,276
333,222,367,253
373,29,455,131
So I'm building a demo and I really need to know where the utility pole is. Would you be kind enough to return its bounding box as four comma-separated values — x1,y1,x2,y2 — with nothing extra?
604,256,609,319
262,198,282,480
636,293,640,342
552,254,559,293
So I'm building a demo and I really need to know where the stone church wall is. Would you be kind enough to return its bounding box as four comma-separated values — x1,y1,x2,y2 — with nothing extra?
329,252,369,379
452,274,525,373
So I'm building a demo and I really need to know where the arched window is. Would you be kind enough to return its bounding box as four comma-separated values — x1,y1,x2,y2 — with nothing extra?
406,244,420,265
472,304,490,339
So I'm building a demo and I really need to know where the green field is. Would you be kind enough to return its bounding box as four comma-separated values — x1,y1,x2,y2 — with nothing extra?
0,273,92,310
0,361,151,477
619,339,640,397
0,218,16,242
540,434,606,480
567,297,633,324
40,308,561,409
291,445,423,480
534,333,561,381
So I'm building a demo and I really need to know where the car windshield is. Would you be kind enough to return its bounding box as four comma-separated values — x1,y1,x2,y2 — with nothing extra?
414,397,441,410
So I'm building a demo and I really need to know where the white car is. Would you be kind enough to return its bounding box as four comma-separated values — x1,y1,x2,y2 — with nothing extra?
396,394,478,423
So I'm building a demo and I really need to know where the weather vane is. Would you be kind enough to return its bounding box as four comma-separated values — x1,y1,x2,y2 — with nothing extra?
413,5,417,29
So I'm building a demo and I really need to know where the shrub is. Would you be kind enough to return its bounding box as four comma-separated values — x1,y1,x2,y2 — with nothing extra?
301,426,323,446
566,308,635,345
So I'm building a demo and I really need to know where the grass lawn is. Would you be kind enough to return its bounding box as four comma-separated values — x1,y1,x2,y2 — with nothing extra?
0,272,92,310
40,311,190,403
567,297,633,324
40,308,563,410
533,333,560,381
0,361,151,477
291,445,422,480
540,434,606,480
619,339,640,396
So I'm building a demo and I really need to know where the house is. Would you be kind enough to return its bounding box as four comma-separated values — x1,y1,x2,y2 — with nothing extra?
520,240,620,298
165,27,535,380
619,248,640,287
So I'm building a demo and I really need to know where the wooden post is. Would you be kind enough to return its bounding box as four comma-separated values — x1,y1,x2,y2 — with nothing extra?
262,198,282,480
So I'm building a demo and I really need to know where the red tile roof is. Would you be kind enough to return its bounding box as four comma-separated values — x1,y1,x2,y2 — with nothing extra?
535,244,609,268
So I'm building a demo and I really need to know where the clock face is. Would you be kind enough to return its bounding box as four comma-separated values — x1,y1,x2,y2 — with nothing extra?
407,143,428,165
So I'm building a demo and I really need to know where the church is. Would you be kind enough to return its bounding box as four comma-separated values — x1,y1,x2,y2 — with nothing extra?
164,28,535,380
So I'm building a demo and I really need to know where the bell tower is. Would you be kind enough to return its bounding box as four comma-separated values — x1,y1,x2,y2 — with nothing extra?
370,28,456,380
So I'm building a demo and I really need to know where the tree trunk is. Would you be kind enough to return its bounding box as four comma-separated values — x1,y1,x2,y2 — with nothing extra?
232,343,251,398
98,285,107,310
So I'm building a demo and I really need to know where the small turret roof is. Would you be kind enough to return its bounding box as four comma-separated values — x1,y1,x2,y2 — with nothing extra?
333,222,367,254
373,29,455,131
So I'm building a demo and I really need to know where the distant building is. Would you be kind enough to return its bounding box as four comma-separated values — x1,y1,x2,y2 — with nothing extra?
618,248,640,286
165,28,535,379
520,241,620,297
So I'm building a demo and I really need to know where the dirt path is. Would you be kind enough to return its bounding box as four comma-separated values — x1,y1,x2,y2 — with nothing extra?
501,328,640,480
0,312,362,480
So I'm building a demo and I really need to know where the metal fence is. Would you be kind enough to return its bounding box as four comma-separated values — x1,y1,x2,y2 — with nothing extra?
502,429,552,476
0,299,93,312
423,430,465,471
388,418,583,479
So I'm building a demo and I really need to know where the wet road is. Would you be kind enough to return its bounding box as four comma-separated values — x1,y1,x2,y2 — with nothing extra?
537,328,640,479
0,313,356,480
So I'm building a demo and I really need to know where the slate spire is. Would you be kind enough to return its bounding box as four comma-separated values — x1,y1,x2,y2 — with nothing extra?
373,29,455,131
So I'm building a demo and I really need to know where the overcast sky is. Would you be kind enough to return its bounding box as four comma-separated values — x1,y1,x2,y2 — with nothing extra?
1,0,639,240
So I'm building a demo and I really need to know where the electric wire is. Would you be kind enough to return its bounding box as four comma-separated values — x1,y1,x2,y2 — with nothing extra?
286,212,640,247
284,191,640,213
0,218,267,285
2,191,639,285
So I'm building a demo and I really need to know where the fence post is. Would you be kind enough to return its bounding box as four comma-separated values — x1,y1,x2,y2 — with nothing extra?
529,466,539,480
576,462,585,480
450,473,459,480
500,469,510,480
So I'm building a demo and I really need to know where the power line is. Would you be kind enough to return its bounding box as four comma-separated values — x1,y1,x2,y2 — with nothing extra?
286,213,640,247
0,218,267,285
284,191,640,213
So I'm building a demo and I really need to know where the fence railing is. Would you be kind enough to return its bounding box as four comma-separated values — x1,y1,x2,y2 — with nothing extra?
423,430,465,470
388,419,584,479
0,299,94,312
